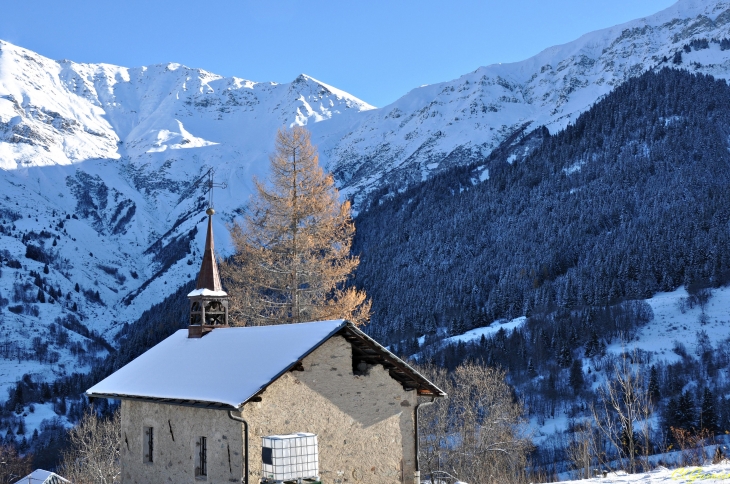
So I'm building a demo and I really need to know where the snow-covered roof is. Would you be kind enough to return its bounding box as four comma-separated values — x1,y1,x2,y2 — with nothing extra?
87,319,445,409
14,469,69,484
187,288,228,297
87,320,346,409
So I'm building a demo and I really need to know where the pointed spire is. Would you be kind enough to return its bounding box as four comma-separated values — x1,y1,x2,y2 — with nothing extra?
188,192,229,336
196,207,223,292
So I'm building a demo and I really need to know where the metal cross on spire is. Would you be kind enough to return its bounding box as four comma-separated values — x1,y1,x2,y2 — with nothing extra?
204,168,227,213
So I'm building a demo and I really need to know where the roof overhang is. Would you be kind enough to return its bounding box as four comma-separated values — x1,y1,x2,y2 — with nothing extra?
87,393,240,410
338,323,446,397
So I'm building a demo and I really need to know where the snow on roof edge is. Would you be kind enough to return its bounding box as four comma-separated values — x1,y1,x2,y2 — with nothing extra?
231,319,349,407
187,288,228,297
86,320,349,408
14,469,70,484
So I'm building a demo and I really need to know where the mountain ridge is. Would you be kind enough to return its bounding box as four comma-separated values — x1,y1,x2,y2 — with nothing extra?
325,0,730,204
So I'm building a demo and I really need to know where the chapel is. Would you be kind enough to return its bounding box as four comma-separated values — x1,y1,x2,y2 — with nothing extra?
86,205,445,484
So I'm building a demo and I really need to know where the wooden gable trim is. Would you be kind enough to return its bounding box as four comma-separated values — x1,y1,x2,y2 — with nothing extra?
338,324,446,397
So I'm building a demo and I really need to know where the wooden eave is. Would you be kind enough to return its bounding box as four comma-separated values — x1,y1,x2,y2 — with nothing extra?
337,323,446,397
87,392,239,410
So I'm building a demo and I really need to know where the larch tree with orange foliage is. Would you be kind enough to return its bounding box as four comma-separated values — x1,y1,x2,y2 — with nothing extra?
222,126,370,326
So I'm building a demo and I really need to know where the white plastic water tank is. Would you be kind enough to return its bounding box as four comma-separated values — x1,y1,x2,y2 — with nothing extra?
261,433,319,482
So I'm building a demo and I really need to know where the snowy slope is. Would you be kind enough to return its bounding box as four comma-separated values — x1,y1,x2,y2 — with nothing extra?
608,287,730,364
441,317,528,346
549,463,730,483
433,286,730,443
0,40,373,394
434,286,730,362
3,0,730,396
324,0,730,205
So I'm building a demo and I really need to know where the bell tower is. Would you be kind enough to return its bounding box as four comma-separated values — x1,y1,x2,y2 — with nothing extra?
188,173,229,337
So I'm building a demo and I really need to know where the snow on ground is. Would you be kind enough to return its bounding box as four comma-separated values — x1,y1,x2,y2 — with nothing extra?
440,286,730,440
442,286,730,366
23,403,71,431
441,316,527,345
551,462,730,483
607,286,730,364
532,414,571,444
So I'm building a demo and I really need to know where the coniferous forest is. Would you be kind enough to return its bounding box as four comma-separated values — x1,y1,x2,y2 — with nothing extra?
348,68,730,476
354,68,730,345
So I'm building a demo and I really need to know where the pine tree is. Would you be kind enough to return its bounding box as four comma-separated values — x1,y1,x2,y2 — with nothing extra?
18,436,27,453
648,365,660,403
700,387,718,433
665,397,679,432
569,359,584,393
719,396,730,432
527,358,536,377
222,127,371,326
558,345,572,368
585,330,599,357
677,391,696,431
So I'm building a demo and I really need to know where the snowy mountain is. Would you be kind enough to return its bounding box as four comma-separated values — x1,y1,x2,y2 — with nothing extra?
3,0,730,395
0,40,373,393
323,0,730,205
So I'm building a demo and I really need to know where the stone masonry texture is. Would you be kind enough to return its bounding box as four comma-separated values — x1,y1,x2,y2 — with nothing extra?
120,335,418,484
121,400,244,483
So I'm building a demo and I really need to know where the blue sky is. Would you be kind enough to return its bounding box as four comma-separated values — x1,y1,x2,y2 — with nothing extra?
2,0,676,107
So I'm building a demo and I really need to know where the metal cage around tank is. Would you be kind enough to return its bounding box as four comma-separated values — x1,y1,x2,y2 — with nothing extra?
261,433,319,483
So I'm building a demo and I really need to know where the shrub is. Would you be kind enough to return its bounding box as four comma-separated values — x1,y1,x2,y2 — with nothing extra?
24,244,48,264
97,264,126,284
83,289,104,306
23,304,39,316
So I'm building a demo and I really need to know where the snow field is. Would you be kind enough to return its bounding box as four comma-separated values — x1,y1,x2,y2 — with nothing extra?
551,463,730,483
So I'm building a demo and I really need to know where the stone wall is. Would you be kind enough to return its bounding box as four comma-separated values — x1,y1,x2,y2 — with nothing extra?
121,400,244,484
242,336,417,484
120,335,418,484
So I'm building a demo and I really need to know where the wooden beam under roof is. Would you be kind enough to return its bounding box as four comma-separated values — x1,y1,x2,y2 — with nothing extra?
339,324,446,397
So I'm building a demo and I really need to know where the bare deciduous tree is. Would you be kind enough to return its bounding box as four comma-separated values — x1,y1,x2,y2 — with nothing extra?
0,445,32,484
59,408,120,484
670,427,713,467
418,362,533,484
221,126,370,326
566,420,594,479
591,349,654,474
